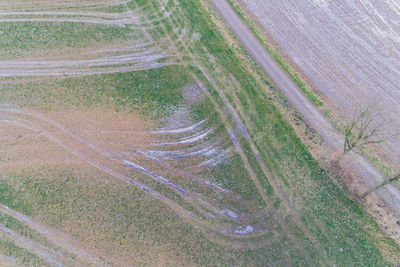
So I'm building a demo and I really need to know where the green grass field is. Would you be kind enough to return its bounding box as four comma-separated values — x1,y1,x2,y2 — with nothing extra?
0,21,143,59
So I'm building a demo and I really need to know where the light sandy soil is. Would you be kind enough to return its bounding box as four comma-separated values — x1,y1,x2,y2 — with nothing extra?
238,0,400,165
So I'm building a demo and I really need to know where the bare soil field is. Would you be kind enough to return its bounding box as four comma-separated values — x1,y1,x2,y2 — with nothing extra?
239,0,400,165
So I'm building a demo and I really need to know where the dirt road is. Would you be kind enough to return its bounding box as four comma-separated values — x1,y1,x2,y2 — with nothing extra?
211,0,400,214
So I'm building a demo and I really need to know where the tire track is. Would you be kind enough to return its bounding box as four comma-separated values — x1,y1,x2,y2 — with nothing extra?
138,0,272,207
152,0,319,256
0,11,131,19
0,224,68,267
190,74,271,207
19,111,246,223
121,143,238,199
0,18,130,26
0,2,177,28
0,205,110,266
130,0,283,241
0,0,130,12
0,109,266,240
193,49,329,264
0,49,174,78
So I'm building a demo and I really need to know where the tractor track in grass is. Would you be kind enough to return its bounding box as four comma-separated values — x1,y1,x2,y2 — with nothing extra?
0,11,132,19
131,0,284,234
121,144,238,199
0,0,175,28
0,0,131,12
25,108,256,224
194,4,330,262
0,223,70,267
191,73,319,264
0,48,174,78
137,0,323,261
0,205,110,266
153,0,329,259
2,118,246,239
0,8,136,29
0,107,269,242
147,0,273,210
0,12,173,28
191,74,271,208
0,1,181,80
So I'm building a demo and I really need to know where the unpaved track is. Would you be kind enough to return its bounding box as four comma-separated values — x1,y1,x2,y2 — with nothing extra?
211,0,400,215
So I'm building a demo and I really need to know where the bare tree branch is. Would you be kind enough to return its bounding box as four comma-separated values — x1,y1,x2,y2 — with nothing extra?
360,172,400,199
342,103,400,153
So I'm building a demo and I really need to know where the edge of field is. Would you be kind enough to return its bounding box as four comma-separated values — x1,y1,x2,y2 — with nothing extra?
225,0,323,107
224,0,399,179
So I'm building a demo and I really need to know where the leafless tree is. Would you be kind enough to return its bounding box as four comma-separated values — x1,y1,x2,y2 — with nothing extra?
343,104,400,153
339,103,400,198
